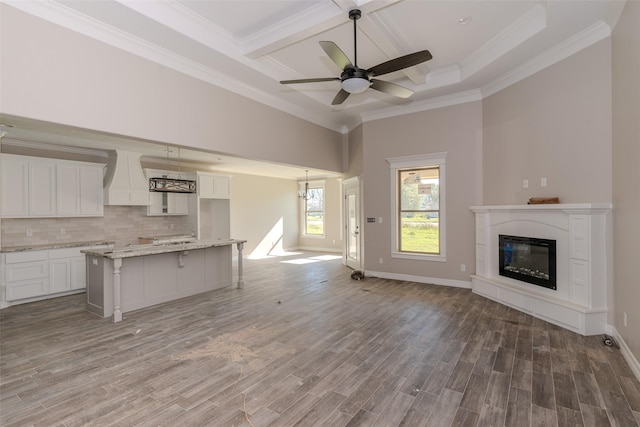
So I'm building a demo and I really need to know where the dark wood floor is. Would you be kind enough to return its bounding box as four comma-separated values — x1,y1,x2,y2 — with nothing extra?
1,252,639,426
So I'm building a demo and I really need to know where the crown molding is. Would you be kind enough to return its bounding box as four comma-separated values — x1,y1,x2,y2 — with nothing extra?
361,90,482,123
461,4,547,80
1,138,110,158
482,20,611,99
3,0,346,134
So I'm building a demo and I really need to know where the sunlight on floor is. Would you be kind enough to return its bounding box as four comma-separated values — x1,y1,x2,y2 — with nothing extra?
280,254,342,264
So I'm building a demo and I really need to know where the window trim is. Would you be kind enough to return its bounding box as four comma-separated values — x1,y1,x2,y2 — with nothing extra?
387,153,447,262
300,179,326,238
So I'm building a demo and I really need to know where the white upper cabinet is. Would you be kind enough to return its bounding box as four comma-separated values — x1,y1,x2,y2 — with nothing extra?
0,155,29,216
144,169,192,216
0,154,105,218
197,172,231,199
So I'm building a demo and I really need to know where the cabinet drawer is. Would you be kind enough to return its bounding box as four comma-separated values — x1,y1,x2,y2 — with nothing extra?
6,279,49,301
5,250,48,264
5,261,49,282
49,247,84,259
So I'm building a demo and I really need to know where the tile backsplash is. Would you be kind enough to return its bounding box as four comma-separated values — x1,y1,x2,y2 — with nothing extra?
1,206,193,248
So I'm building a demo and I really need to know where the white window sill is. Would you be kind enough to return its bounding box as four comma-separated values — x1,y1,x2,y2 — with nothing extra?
302,234,326,239
391,252,447,262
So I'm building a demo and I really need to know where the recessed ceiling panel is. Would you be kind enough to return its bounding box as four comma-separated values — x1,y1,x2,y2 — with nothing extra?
177,0,326,40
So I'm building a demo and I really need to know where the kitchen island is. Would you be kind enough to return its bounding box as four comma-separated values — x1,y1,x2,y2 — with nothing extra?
82,239,245,322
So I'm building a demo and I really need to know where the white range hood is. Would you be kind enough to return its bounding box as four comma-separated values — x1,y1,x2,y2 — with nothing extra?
103,150,151,206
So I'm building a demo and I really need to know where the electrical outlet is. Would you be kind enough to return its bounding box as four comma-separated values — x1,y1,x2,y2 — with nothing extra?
624,312,627,327
523,179,529,189
60,228,66,235
26,229,33,237
460,264,466,272
379,258,383,264
541,177,547,187
378,217,383,223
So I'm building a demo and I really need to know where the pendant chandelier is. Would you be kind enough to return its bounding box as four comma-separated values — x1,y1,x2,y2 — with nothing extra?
149,147,197,193
298,170,314,200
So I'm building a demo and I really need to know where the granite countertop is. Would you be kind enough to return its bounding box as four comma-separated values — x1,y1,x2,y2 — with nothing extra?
1,240,115,253
82,239,246,259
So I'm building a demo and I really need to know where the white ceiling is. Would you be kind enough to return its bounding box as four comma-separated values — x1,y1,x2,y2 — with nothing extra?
0,0,624,180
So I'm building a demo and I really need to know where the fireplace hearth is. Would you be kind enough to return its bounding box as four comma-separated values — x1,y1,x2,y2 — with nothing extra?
470,203,612,335
499,234,556,290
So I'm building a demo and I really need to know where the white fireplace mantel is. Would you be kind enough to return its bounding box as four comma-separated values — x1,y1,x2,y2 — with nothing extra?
470,203,612,335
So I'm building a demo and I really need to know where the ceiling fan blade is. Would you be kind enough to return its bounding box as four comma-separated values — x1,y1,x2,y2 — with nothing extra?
370,79,414,98
319,41,352,71
331,89,350,105
367,50,432,77
280,77,340,84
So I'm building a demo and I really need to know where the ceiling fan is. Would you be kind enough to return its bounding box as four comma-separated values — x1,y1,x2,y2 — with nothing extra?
280,8,432,106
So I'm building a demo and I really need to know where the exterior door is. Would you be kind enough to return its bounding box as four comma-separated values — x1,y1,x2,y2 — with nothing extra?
343,177,361,270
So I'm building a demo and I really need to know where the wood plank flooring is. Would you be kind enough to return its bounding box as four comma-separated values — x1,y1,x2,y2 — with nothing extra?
1,252,639,426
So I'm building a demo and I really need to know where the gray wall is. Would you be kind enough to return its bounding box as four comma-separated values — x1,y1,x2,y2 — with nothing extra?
0,5,344,174
482,39,612,205
612,0,640,366
360,101,483,283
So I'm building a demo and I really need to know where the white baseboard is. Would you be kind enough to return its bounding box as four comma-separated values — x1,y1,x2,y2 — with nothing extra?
365,270,471,289
611,327,640,382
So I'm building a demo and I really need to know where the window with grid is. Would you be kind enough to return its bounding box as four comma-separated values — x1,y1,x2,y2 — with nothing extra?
303,185,324,236
398,167,440,254
387,152,446,262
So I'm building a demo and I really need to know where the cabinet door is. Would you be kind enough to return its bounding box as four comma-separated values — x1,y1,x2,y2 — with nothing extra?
0,155,29,217
213,176,231,199
49,259,71,293
80,166,104,216
171,193,189,215
147,192,165,215
29,160,56,216
198,174,216,199
57,164,81,215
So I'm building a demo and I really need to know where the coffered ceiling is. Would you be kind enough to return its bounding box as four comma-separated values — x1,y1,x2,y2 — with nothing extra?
0,0,624,178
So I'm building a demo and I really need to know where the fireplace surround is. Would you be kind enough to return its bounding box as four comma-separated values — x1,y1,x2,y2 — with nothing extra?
470,204,612,335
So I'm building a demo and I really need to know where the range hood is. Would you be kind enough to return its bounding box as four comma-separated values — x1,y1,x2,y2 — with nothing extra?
103,150,151,206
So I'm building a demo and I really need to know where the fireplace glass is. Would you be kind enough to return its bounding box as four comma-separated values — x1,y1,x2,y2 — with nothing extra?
499,234,557,290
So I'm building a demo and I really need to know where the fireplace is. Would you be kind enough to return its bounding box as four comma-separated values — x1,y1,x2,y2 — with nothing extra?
470,203,612,335
499,234,556,290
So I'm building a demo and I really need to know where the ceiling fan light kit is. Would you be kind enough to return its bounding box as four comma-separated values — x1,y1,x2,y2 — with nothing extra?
280,8,432,105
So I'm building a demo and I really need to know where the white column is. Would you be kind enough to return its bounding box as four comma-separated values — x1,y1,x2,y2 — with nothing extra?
236,242,244,289
112,258,123,323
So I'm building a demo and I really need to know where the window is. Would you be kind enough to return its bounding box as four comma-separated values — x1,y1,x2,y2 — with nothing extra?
301,181,325,236
387,153,446,261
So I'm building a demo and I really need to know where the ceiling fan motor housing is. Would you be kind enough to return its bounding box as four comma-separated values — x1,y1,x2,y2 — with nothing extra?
341,67,369,82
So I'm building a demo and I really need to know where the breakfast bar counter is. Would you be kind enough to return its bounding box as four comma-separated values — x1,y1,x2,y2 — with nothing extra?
82,239,246,322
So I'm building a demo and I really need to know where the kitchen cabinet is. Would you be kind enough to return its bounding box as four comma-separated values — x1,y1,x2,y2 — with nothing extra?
0,155,56,217
57,163,104,216
1,244,109,306
144,169,192,216
0,154,105,218
0,155,29,216
197,172,231,199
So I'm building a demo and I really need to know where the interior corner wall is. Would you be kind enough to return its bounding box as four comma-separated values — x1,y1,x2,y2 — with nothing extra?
228,173,299,258
0,4,343,174
482,39,613,205
612,0,640,367
361,101,483,282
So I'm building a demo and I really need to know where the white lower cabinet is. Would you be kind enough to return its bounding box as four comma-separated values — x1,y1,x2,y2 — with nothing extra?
1,245,108,306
